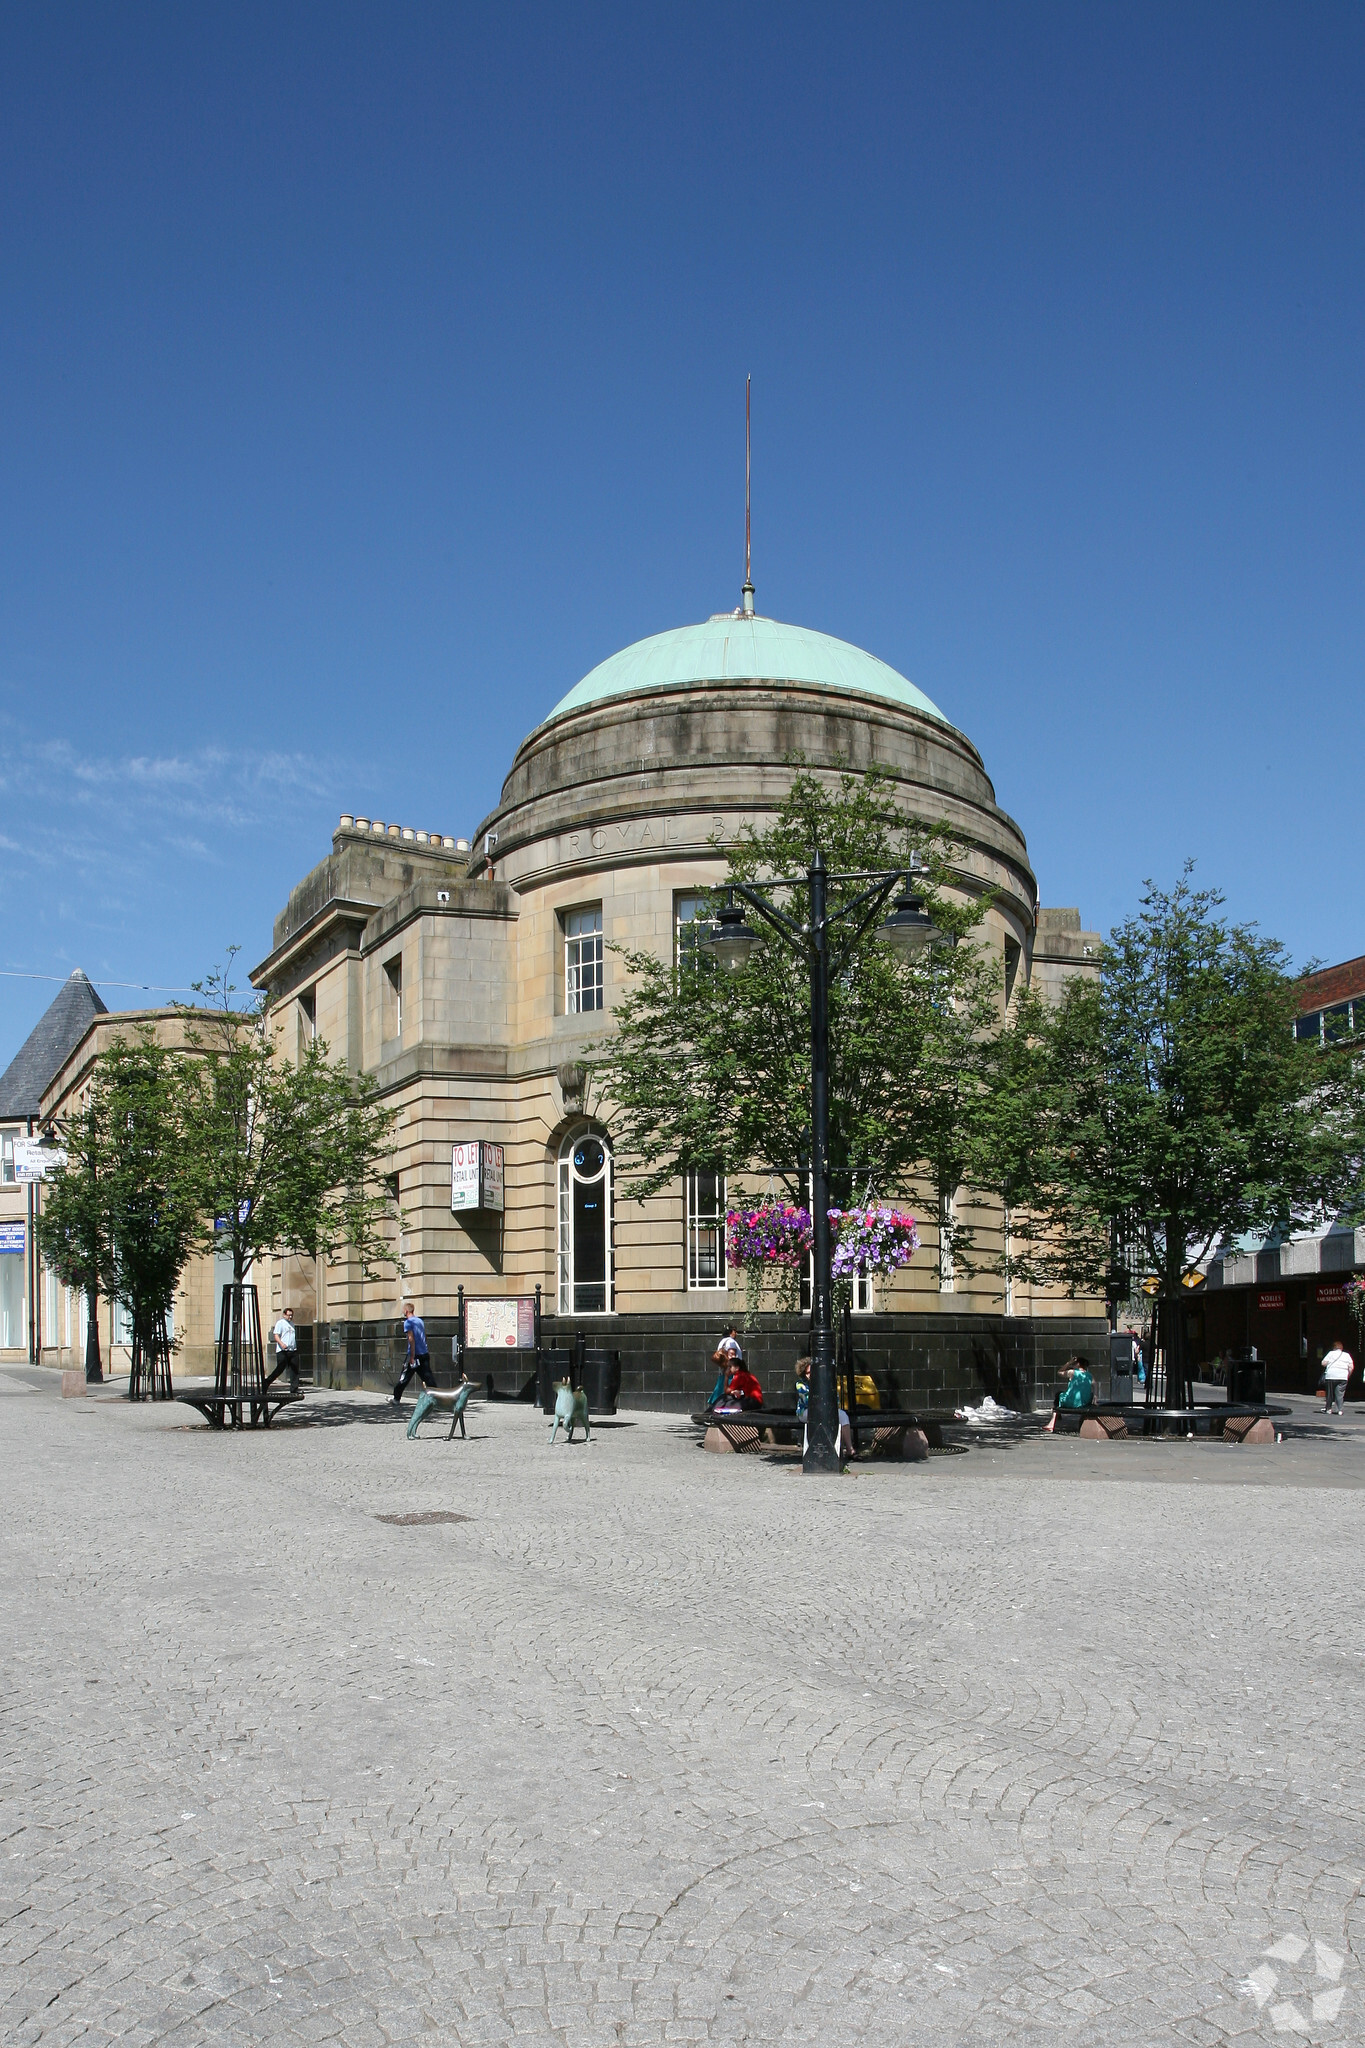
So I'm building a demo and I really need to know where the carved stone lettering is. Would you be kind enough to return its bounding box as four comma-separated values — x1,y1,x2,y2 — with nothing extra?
590,828,606,851
638,823,654,846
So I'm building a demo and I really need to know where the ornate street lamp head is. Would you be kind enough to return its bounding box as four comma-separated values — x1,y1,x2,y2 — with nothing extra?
878,884,942,959
703,899,763,974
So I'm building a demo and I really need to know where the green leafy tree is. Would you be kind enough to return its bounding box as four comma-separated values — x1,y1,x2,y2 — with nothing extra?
994,868,1365,1391
35,1095,110,1381
180,957,402,1295
38,1036,203,1378
99,1038,204,1366
597,768,1004,1269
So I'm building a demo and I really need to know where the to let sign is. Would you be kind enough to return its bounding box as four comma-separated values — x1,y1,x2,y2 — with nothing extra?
451,1141,505,1214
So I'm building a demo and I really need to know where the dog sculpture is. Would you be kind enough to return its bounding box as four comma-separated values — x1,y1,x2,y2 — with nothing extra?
549,1377,591,1445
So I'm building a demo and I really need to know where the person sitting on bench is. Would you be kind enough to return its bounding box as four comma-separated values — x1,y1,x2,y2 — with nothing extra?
723,1361,764,1410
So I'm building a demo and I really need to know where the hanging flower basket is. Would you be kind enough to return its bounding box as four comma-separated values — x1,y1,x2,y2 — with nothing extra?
1347,1275,1365,1337
829,1205,920,1280
726,1204,813,1326
725,1204,813,1271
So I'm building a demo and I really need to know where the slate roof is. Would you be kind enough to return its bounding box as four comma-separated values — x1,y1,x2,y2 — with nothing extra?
0,972,108,1120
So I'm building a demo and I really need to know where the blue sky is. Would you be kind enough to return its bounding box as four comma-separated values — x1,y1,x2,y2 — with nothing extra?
1,2,1361,1058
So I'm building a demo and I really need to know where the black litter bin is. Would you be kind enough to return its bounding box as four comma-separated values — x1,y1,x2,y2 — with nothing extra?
1109,1331,1138,1401
1226,1356,1265,1406
582,1349,622,1416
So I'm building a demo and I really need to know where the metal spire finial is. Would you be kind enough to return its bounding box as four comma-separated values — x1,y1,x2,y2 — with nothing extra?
741,375,755,616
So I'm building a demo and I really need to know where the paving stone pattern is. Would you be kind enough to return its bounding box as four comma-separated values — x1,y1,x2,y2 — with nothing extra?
2,1373,1363,2046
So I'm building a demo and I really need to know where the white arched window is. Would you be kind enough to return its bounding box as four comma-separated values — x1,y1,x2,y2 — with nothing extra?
558,1129,614,1313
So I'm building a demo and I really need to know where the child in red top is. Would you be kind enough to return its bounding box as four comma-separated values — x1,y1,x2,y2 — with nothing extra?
725,1364,764,1409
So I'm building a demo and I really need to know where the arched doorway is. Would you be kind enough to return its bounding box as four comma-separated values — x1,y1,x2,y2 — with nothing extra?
558,1129,613,1313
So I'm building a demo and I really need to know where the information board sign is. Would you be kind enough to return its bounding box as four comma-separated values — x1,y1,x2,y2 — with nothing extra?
462,1295,538,1350
0,1222,24,1254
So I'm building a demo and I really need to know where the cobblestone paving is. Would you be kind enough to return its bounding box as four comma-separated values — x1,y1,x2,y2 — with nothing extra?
2,1372,1363,2045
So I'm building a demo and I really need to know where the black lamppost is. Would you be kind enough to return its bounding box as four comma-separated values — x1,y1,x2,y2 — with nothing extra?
703,850,943,1473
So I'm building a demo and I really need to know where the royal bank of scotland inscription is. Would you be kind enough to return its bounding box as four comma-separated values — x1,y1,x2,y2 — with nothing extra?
562,814,744,859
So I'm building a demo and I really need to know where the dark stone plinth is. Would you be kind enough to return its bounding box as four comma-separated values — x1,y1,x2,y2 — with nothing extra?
304,1309,1107,1415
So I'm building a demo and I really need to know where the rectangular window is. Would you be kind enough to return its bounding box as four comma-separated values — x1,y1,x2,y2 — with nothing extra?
563,906,604,1014
0,1243,24,1349
298,987,316,1059
1,1131,14,1184
675,892,717,982
686,1169,727,1290
1294,1011,1322,1043
800,1265,873,1314
939,1188,956,1294
384,957,403,1042
1323,1002,1352,1044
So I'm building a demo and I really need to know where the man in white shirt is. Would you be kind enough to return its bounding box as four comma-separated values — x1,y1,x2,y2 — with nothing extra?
1321,1337,1353,1417
271,1306,299,1397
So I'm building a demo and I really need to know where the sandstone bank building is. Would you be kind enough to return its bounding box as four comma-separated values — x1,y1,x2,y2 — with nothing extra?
249,598,1103,1410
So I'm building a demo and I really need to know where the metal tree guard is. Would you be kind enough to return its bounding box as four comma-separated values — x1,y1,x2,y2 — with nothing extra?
215,1281,266,1428
128,1307,174,1401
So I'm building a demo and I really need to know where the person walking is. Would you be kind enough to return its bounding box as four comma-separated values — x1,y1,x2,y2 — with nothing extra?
1321,1336,1354,1416
392,1300,435,1404
270,1305,299,1396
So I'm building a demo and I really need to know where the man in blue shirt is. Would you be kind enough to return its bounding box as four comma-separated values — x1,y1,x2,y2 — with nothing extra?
392,1301,435,1404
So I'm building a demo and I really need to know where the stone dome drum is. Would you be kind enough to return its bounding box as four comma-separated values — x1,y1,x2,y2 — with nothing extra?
479,606,1037,943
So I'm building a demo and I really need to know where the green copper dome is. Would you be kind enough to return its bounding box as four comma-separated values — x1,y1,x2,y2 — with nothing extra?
544,613,948,727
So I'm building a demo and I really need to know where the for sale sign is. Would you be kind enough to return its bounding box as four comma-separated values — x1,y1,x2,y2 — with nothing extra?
13,1138,62,1181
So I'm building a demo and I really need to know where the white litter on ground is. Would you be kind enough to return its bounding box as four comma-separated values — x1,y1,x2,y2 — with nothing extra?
954,1394,1017,1424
